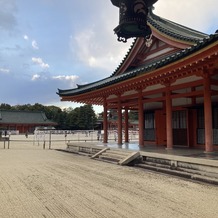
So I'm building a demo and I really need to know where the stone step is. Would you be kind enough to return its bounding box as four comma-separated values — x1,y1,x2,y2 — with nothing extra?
177,167,218,180
67,143,103,154
135,163,218,185
98,155,120,163
106,149,132,155
99,153,124,162
144,156,171,165
97,151,141,166
141,159,218,179
94,157,120,165
141,160,171,169
91,148,110,159
119,151,141,166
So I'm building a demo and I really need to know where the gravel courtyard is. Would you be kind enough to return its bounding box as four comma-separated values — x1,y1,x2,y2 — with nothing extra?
0,139,218,218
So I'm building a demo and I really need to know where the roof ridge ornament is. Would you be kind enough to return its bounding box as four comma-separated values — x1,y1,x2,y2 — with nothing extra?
110,0,158,43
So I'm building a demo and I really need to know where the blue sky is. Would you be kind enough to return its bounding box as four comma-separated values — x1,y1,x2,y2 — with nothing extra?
0,0,218,113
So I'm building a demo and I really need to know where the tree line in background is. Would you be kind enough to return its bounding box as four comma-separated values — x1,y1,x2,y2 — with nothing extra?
0,103,98,130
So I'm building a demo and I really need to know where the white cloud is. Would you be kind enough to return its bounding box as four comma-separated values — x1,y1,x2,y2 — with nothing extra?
53,75,79,81
155,0,218,33
23,34,29,40
73,29,95,63
32,40,39,49
32,57,49,69
31,74,40,81
72,28,133,72
0,68,10,73
53,75,79,88
88,56,97,67
31,73,79,88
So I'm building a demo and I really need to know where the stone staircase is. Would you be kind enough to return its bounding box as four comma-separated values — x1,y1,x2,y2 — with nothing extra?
91,148,141,165
64,142,218,185
135,153,218,185
66,142,141,165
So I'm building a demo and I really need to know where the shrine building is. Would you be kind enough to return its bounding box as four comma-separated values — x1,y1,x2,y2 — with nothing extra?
0,110,57,134
57,10,218,152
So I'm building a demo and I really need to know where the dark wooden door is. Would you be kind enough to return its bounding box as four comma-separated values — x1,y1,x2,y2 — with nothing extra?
155,110,166,146
173,110,188,146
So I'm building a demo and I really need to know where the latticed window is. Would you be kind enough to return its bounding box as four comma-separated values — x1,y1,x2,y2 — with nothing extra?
172,111,187,129
197,109,204,129
145,112,155,129
144,112,155,141
213,108,218,129
197,108,218,129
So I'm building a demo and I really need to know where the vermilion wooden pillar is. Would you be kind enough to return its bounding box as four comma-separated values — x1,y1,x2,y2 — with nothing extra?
117,95,123,145
103,98,108,143
166,87,173,149
124,107,129,143
204,75,213,152
138,90,144,146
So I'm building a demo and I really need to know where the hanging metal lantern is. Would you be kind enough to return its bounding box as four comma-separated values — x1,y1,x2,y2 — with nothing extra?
111,0,158,42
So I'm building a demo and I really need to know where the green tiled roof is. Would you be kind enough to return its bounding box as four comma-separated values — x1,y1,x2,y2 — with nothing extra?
57,33,218,97
111,10,209,76
0,110,57,125
58,71,137,96
148,10,208,43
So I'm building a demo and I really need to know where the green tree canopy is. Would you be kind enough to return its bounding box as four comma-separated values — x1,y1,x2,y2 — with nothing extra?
0,103,97,130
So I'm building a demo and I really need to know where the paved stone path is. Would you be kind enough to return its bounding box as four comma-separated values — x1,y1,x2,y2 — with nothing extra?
0,141,218,217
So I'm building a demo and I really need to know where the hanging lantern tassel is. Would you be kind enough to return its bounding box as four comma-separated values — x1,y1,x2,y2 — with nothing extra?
145,34,153,47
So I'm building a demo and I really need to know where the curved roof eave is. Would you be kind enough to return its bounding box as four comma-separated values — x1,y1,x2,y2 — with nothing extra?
111,10,209,76
57,34,218,97
148,10,208,43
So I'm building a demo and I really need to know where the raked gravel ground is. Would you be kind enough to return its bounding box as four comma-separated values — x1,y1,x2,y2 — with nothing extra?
0,137,218,218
